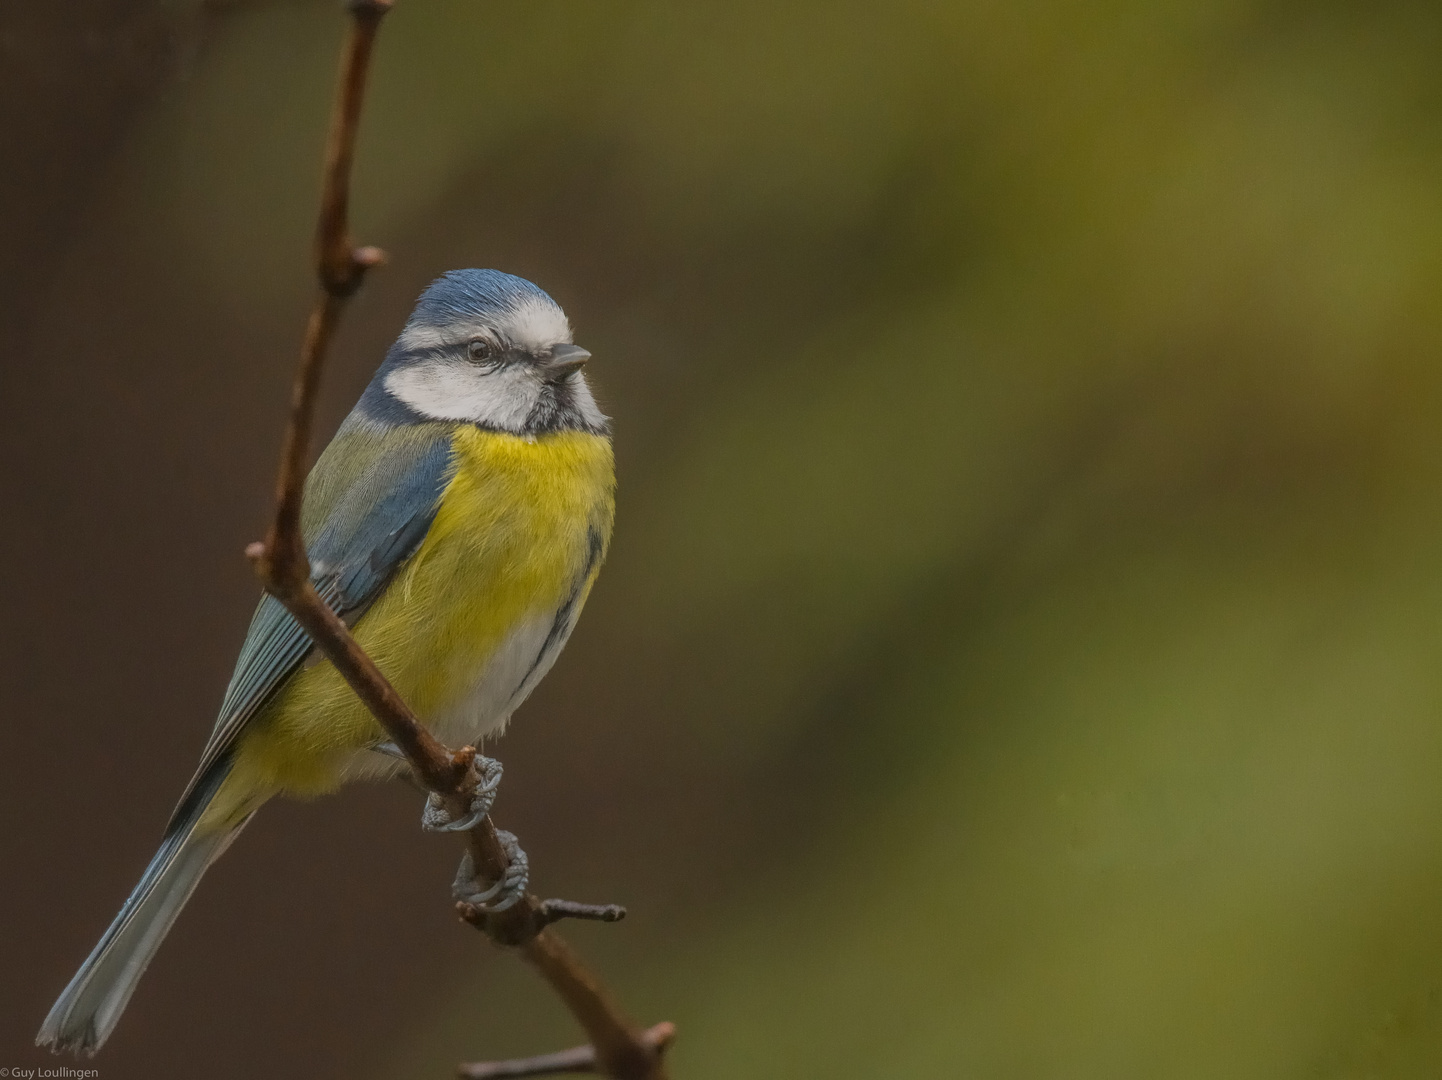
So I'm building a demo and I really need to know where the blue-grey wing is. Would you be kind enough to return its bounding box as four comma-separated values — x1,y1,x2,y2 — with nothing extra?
166,422,456,832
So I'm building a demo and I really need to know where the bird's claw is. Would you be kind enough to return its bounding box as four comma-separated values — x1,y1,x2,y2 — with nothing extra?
421,755,503,833
452,831,530,914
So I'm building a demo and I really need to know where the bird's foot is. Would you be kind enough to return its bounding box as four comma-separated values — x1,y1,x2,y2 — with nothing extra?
421,754,503,833
452,831,530,914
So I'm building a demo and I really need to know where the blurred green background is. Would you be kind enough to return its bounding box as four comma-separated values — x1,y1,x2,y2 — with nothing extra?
6,1,1442,1077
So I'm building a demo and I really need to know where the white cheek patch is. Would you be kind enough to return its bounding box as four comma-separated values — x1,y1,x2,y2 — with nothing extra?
385,359,540,430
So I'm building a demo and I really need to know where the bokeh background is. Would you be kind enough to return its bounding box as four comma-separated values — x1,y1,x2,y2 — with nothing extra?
6,1,1442,1076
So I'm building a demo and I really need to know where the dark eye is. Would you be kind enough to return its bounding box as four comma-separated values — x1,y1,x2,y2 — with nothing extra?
467,339,496,365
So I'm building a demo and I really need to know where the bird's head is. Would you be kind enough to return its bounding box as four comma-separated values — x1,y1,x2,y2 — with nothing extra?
361,269,607,436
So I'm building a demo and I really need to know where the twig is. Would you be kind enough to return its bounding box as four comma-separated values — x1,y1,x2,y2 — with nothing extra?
458,1024,676,1080
539,900,628,925
244,3,672,1078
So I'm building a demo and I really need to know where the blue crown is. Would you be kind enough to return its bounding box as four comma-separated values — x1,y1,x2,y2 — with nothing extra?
407,268,559,328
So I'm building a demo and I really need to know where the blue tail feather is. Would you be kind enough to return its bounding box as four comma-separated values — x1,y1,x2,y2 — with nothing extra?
37,760,245,1056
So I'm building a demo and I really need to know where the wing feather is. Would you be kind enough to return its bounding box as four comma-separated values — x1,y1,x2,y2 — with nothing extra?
166,422,456,832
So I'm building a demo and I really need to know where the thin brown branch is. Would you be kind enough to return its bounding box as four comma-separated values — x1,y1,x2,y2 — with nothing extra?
317,1,391,296
456,837,667,1078
245,3,673,1079
458,1024,676,1080
253,0,391,596
522,933,668,1079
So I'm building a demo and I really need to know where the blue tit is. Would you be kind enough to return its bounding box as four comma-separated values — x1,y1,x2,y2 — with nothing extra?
38,269,615,1055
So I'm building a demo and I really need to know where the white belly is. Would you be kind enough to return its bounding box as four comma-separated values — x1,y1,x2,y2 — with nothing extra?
430,597,583,749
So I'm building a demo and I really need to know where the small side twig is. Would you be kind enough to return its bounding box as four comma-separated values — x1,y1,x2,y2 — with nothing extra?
457,898,625,932
458,1023,676,1080
540,900,628,926
244,3,672,1079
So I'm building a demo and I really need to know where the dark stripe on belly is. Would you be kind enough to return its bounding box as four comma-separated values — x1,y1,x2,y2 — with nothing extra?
509,525,606,705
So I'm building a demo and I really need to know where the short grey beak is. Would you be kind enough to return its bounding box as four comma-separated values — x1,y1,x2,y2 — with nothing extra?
542,343,590,383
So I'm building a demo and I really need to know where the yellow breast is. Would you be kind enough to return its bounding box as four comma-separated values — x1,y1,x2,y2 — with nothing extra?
220,427,614,809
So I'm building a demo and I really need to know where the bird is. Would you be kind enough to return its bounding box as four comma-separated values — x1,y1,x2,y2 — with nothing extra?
37,268,615,1056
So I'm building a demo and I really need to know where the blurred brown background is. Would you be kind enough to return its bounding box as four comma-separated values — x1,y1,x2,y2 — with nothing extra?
6,1,1442,1077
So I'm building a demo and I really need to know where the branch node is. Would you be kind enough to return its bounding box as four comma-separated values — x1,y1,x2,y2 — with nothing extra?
318,254,376,299
452,744,478,771
354,244,388,269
